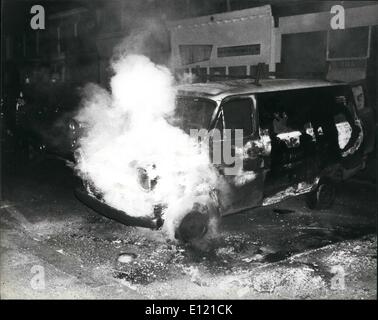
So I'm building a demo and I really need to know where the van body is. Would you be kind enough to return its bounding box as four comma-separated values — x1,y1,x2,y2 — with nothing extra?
75,78,374,240
175,78,371,214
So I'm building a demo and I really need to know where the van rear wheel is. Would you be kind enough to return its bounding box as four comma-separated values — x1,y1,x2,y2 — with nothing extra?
306,179,336,210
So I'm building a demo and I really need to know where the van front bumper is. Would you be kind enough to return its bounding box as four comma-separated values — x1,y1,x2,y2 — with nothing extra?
74,187,163,229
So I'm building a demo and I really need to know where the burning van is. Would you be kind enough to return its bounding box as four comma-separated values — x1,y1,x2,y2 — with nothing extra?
71,56,371,243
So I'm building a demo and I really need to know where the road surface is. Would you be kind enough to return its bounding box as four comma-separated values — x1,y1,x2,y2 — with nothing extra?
1,156,376,299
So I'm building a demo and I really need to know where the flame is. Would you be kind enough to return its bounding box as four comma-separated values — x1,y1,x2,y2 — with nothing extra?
74,54,219,238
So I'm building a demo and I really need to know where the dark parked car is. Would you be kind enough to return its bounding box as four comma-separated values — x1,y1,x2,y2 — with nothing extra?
14,83,81,161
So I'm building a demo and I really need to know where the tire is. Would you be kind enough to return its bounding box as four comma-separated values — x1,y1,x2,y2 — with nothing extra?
175,210,209,243
306,179,336,210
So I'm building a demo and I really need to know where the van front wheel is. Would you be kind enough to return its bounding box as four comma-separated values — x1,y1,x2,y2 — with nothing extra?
306,180,336,210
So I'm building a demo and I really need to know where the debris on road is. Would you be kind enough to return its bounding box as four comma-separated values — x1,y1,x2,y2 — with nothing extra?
117,252,137,264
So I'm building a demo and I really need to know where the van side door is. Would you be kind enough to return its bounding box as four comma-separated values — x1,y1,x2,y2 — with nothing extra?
211,95,264,215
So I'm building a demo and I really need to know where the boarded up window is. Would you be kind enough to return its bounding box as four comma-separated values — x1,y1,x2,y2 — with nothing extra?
217,44,260,57
280,31,327,78
191,67,207,77
179,45,213,65
175,68,189,73
328,26,370,59
210,67,226,76
229,66,247,76
250,63,269,78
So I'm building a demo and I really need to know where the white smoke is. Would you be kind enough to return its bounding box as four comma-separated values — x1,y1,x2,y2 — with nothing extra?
75,54,219,238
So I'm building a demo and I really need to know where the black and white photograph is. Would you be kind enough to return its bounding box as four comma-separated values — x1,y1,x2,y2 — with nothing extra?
0,0,377,303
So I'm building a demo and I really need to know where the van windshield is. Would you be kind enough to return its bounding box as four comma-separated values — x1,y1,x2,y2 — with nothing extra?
171,96,216,133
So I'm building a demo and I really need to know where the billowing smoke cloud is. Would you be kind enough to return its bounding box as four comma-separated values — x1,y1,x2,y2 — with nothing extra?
74,52,220,239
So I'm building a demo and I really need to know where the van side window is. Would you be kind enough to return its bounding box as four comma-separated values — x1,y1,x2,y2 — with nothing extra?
257,90,309,135
222,98,253,136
